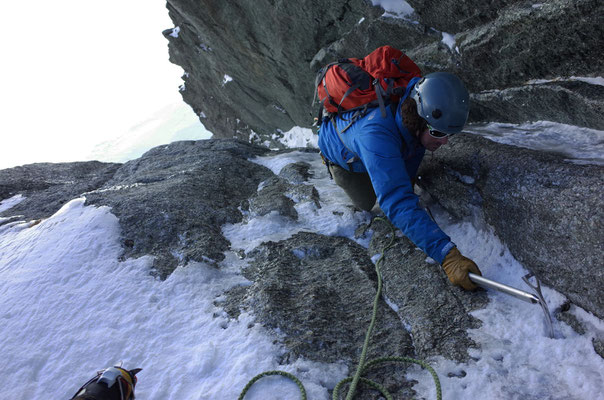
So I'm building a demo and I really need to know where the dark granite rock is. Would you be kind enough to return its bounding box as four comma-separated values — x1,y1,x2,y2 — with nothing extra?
368,219,488,362
592,338,604,359
247,176,298,220
85,139,273,278
418,134,604,318
245,161,322,220
164,0,379,140
469,80,604,130
221,223,489,398
406,0,524,33
278,161,313,184
0,161,121,220
286,183,322,210
456,0,603,92
279,161,322,208
555,301,604,359
164,0,604,141
309,16,440,73
554,301,587,335
221,231,418,398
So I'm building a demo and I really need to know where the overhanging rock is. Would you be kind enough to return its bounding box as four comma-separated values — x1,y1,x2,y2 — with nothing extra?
164,0,604,143
0,162,121,221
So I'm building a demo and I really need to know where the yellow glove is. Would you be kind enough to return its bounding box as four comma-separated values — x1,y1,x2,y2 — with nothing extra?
442,247,482,290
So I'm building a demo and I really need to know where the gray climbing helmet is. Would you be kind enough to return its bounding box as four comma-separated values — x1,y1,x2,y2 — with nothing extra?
410,72,470,134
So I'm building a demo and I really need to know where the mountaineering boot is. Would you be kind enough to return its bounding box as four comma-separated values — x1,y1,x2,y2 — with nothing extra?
70,366,142,400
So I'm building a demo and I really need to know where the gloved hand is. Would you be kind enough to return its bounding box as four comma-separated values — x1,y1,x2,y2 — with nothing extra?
442,247,482,290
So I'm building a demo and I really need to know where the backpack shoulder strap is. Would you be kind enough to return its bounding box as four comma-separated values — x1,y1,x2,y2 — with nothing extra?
330,109,369,169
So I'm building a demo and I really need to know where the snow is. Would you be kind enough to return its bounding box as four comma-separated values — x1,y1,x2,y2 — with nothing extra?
276,126,319,149
441,32,457,51
448,169,475,185
464,121,604,165
169,26,180,38
226,151,371,252
222,74,233,86
272,105,287,114
527,76,604,86
0,194,25,213
371,0,415,19
569,76,604,86
249,129,262,143
1,151,602,399
408,209,604,400
0,198,346,399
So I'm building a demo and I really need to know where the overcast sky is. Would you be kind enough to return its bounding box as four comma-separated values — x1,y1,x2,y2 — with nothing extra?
0,1,207,169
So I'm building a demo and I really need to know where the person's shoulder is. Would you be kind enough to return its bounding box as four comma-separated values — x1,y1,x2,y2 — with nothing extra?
359,107,398,133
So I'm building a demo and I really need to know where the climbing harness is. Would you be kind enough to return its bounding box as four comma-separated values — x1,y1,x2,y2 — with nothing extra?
469,272,555,338
238,217,442,400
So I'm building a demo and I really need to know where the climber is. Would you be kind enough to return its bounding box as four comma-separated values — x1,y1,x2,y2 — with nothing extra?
70,365,141,400
318,72,482,290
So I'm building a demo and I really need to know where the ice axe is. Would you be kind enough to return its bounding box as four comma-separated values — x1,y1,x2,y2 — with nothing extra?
469,272,554,338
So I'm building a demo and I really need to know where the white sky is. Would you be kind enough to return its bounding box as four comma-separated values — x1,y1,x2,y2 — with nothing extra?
0,1,209,169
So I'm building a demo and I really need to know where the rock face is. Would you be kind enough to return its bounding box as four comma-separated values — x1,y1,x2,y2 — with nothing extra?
1,138,601,397
369,220,488,361
418,134,604,319
164,0,604,141
163,0,378,145
469,80,604,129
221,190,485,397
222,232,418,398
160,0,603,319
0,141,490,386
0,162,121,221
86,140,273,278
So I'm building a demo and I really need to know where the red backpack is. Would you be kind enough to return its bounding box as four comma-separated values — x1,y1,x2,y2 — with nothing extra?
314,46,421,120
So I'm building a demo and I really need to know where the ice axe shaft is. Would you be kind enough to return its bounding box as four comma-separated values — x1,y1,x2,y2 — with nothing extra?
469,272,554,338
468,273,539,304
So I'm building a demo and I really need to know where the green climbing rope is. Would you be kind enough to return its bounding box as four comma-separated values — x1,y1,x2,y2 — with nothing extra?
238,217,442,400
238,370,307,400
333,217,442,400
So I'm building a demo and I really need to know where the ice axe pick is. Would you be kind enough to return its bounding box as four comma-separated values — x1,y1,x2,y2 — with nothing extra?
469,272,555,338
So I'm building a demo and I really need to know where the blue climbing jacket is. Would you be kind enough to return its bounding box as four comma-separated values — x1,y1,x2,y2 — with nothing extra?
318,77,455,264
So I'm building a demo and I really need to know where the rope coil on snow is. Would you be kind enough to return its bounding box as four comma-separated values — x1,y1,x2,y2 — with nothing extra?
238,370,307,400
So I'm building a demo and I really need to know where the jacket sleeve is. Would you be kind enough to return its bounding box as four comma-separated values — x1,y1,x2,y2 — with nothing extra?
355,129,454,263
